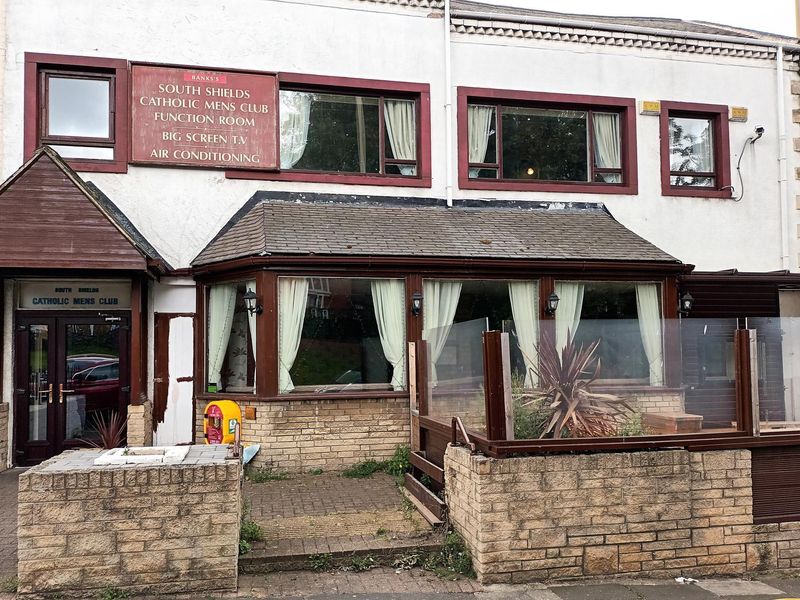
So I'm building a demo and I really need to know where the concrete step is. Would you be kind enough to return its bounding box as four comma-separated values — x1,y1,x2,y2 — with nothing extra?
239,532,445,573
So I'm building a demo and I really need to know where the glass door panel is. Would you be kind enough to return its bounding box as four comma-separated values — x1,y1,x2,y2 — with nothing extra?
62,322,122,442
27,325,51,441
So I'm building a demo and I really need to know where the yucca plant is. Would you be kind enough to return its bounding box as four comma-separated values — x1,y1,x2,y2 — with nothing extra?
520,329,632,439
83,411,127,449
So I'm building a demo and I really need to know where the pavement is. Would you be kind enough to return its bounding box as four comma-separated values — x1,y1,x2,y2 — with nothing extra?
222,569,800,599
0,470,19,580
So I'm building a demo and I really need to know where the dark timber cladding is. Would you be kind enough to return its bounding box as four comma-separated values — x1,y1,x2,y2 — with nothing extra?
0,147,147,270
752,446,800,524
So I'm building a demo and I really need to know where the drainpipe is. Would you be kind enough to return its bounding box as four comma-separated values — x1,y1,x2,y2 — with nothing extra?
444,0,454,208
776,45,792,270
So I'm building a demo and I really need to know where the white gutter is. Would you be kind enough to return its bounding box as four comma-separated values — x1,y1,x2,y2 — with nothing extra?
450,7,800,52
776,45,792,270
444,0,454,208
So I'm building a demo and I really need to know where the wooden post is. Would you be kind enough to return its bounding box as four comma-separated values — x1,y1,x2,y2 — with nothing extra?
482,330,509,441
734,328,757,436
416,339,430,417
129,276,144,406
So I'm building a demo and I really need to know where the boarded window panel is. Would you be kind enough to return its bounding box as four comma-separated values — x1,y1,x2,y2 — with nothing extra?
752,446,800,524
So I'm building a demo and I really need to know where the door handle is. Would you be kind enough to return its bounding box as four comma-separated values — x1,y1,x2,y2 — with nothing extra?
48,384,53,404
58,384,75,404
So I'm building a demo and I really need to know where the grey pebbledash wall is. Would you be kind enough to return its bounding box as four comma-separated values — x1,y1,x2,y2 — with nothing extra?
445,445,800,583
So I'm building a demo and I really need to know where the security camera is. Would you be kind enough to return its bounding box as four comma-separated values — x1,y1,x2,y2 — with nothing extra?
750,126,765,143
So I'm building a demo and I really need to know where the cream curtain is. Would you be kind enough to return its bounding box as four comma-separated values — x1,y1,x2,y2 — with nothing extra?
422,280,462,384
468,105,495,178
555,282,585,353
384,99,417,176
508,281,540,388
278,277,310,393
246,279,257,391
635,283,664,387
207,284,237,388
371,280,407,390
593,112,621,182
280,91,312,169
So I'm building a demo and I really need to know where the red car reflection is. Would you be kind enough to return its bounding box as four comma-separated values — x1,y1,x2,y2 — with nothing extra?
71,360,120,413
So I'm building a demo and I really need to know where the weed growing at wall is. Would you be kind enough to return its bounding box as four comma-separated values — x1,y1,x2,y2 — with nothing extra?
239,500,264,555
309,553,333,571
423,530,476,579
342,445,410,480
245,464,290,482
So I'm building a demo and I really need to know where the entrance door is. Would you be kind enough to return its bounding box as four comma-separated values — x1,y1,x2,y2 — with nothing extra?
15,315,129,465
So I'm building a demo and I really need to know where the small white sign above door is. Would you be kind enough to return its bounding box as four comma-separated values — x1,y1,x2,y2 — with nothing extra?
18,280,132,310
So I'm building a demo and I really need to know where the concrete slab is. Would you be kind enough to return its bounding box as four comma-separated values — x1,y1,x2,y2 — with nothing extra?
695,579,786,597
626,584,720,600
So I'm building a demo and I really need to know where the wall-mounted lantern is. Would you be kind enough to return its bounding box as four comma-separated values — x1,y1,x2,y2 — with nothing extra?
411,291,423,316
545,291,559,316
243,288,263,316
679,292,694,316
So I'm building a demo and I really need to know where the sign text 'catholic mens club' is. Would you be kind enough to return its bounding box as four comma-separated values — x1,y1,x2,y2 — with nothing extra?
131,65,278,169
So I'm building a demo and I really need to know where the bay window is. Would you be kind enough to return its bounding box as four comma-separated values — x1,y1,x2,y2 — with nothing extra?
559,281,663,386
660,101,731,198
459,88,637,194
278,277,406,393
206,280,256,393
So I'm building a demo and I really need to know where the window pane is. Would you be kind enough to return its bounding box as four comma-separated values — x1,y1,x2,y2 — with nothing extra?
280,91,380,173
385,164,417,176
49,145,114,160
470,168,498,179
592,112,621,170
595,172,622,183
47,76,111,138
571,282,653,382
384,98,416,164
467,104,496,165
501,107,588,181
281,277,406,393
669,116,715,181
207,281,256,393
670,175,715,187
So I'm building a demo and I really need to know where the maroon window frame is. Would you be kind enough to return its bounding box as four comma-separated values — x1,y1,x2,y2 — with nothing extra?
226,73,431,188
24,53,129,174
660,101,732,199
457,87,638,195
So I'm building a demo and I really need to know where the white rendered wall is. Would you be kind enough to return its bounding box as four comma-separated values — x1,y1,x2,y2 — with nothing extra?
1,0,796,273
153,316,194,446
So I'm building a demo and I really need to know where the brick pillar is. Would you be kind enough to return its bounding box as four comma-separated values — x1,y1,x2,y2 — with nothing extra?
126,399,153,446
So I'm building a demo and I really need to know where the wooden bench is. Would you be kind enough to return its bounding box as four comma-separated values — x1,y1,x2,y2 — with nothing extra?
642,412,703,434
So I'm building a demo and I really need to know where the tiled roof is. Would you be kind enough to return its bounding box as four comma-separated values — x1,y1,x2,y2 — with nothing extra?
192,194,679,266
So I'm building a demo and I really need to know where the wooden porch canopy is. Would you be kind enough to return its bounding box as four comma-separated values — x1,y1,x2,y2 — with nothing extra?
192,192,685,272
0,146,169,273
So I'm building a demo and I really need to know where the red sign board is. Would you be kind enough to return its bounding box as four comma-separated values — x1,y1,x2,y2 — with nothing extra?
131,65,278,169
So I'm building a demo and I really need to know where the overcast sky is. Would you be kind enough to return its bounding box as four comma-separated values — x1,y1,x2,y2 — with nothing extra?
490,0,797,37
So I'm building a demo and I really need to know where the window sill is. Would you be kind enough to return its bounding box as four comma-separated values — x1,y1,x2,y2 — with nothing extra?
195,390,409,403
226,169,432,188
459,177,637,195
662,186,733,199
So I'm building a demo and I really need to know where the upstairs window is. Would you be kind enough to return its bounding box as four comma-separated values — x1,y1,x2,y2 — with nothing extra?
25,53,129,173
660,101,731,198
459,88,637,194
280,90,418,176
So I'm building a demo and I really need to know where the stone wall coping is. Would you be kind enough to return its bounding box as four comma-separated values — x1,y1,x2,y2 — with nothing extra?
25,446,235,474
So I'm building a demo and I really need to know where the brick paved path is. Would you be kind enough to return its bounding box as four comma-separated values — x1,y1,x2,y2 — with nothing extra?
243,472,439,563
0,470,20,580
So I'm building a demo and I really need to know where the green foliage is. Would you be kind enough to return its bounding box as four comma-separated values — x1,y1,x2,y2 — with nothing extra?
245,464,290,482
422,530,475,579
309,553,334,571
384,445,411,477
239,499,264,556
616,411,647,437
308,467,324,476
345,553,376,572
342,459,385,479
512,397,553,440
375,527,388,536
342,446,411,480
98,588,129,600
392,552,420,570
0,576,17,593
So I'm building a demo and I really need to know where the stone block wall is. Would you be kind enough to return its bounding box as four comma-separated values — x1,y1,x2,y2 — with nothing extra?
17,446,240,598
619,389,685,415
196,397,410,472
445,445,800,583
0,403,9,470
126,399,153,447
